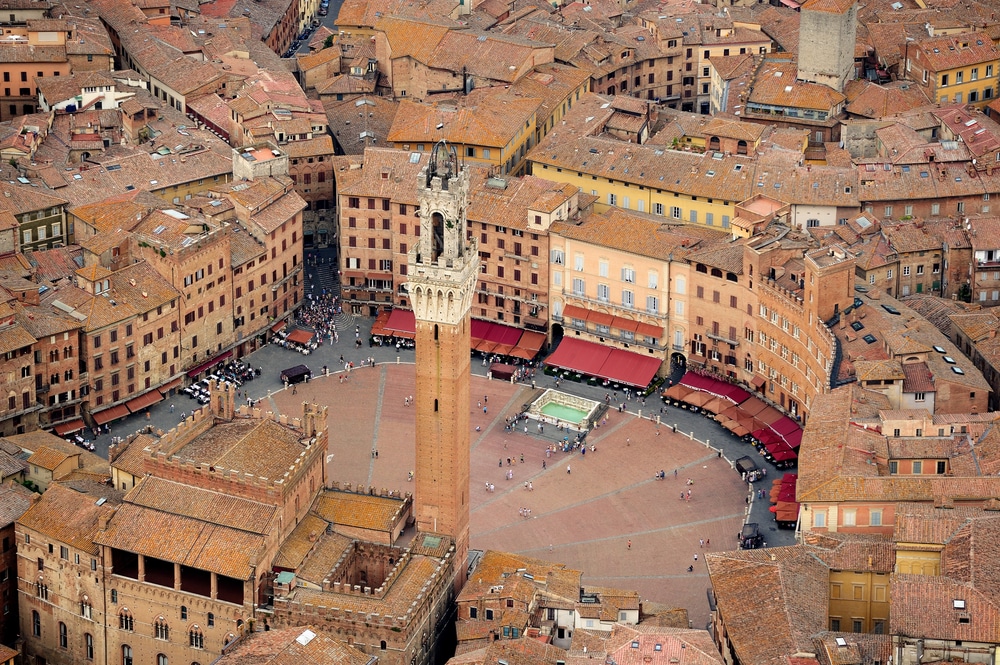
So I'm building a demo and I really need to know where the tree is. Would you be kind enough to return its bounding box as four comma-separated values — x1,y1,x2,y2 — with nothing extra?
324,35,334,49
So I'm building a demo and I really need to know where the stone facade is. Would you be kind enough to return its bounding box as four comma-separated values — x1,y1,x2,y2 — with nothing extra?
796,0,858,93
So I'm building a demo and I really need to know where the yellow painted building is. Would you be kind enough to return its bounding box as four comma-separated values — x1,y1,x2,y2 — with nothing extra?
894,546,941,576
907,31,1000,107
828,570,891,634
529,138,752,226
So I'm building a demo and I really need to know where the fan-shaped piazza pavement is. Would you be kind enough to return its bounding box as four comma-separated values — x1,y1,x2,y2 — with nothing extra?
268,363,748,628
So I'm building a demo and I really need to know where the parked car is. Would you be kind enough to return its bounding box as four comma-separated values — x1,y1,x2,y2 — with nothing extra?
739,523,764,549
319,7,327,15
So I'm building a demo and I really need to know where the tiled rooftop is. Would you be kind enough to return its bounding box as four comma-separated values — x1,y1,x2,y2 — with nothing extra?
172,417,309,482
19,481,120,556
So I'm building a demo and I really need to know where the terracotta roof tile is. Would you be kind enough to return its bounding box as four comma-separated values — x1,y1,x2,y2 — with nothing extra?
26,446,75,472
215,625,372,665
891,573,1000,642
0,482,34,528
552,208,728,262
312,491,408,532
171,417,309,482
706,546,829,665
901,361,935,393
388,90,541,149
128,475,278,534
913,31,1000,73
18,482,119,556
96,501,266,579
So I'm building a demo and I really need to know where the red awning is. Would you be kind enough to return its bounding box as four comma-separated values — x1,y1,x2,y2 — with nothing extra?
286,329,314,345
158,377,183,394
636,322,663,339
548,336,612,377
126,390,163,413
737,397,769,417
516,331,545,352
588,310,614,327
510,331,546,360
562,305,590,321
53,419,85,436
482,322,510,345
771,416,800,437
385,309,416,336
493,344,516,356
475,339,497,353
186,350,233,378
341,271,366,280
720,384,753,404
769,448,798,463
779,0,800,7
471,319,493,341
612,317,640,333
546,337,661,388
679,372,716,391
783,429,803,448
92,404,129,425
270,320,287,333
756,406,785,426
751,375,767,388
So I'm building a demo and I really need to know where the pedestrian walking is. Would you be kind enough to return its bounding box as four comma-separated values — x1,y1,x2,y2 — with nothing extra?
699,539,704,548
566,465,571,474
627,539,632,550
170,404,175,413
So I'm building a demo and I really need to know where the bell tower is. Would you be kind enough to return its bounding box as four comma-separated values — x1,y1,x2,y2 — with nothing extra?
407,142,478,587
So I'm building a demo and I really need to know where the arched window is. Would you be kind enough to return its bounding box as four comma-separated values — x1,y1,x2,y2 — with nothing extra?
180,605,187,620
708,136,721,152
189,627,204,649
157,654,168,665
31,610,40,637
59,621,68,648
85,633,94,660
381,640,387,650
122,645,133,665
119,610,134,632
737,140,748,155
207,613,214,627
154,618,169,640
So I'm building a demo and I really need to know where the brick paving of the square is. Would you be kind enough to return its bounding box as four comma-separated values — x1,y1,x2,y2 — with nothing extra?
270,363,746,628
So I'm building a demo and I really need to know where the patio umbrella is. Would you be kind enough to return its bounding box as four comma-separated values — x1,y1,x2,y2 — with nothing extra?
703,397,727,414
684,392,713,407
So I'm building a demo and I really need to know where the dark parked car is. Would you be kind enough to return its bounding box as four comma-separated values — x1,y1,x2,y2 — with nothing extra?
739,523,764,549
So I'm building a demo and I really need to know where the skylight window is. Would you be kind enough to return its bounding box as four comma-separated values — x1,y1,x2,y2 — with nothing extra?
954,599,966,609
944,356,956,364
933,345,946,353
952,366,965,375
